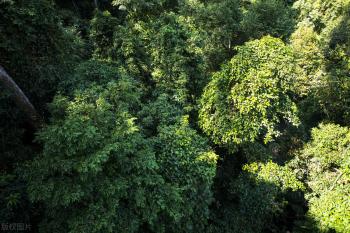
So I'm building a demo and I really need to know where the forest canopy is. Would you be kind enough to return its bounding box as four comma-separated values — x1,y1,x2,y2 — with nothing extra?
0,0,349,233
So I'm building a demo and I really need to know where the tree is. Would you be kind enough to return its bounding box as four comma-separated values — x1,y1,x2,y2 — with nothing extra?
147,13,207,109
291,0,350,124
151,117,218,232
23,79,166,233
199,36,299,147
290,123,350,232
23,64,218,232
241,0,295,40
179,0,242,71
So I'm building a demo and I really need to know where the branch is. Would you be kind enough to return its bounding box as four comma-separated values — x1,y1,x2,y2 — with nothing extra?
0,65,43,129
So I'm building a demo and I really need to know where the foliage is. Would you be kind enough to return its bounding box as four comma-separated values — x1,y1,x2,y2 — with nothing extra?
2,0,350,232
112,0,177,19
147,13,207,108
0,0,82,106
23,69,217,232
58,59,120,95
24,80,162,233
138,94,184,136
179,0,242,71
0,0,83,225
90,11,120,59
152,118,218,232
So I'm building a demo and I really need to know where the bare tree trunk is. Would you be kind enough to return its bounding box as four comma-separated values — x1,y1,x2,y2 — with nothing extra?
94,0,98,9
0,65,43,129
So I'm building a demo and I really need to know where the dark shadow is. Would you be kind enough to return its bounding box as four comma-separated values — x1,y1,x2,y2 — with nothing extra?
207,139,326,233
209,160,310,232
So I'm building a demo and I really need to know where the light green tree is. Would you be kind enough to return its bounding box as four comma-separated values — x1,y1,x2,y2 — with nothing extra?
199,36,299,147
290,123,350,232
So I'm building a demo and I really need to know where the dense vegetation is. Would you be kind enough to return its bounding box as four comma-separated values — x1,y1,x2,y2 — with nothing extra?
0,0,349,232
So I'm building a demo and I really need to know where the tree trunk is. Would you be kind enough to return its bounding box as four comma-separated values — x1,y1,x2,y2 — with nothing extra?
0,65,43,129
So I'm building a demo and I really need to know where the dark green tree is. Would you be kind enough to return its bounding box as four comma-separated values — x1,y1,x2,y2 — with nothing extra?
241,0,295,40
23,64,217,232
